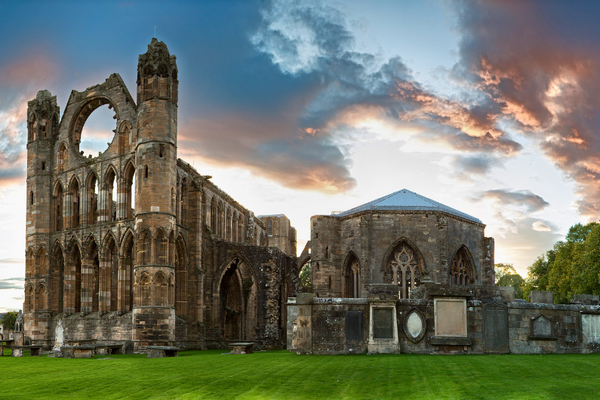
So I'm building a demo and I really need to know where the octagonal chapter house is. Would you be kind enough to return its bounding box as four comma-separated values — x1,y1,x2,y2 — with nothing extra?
305,189,495,299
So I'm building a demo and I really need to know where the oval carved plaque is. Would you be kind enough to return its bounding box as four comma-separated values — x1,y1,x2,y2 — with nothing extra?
404,308,426,343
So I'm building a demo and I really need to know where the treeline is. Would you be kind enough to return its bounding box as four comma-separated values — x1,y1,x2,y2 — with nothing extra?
523,222,600,303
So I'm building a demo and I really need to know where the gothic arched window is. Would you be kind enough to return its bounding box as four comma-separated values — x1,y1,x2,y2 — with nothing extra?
386,243,422,299
451,246,474,286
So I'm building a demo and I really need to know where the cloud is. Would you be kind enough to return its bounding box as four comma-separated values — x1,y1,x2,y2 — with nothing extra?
451,0,600,219
473,188,550,238
0,258,24,264
476,189,549,214
205,0,523,193
0,277,24,290
0,54,58,188
180,113,356,193
451,155,500,176
532,220,557,232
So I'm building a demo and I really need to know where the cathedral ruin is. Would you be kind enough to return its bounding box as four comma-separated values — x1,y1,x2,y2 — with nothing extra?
24,39,296,351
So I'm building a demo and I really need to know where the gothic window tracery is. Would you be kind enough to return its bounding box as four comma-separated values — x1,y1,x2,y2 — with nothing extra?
451,246,474,286
387,243,422,299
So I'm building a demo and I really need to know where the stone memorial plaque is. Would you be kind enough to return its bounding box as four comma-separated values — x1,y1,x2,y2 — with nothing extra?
483,301,509,353
373,308,394,339
407,312,422,338
346,311,363,341
582,314,600,344
404,309,426,343
532,316,552,337
434,298,467,337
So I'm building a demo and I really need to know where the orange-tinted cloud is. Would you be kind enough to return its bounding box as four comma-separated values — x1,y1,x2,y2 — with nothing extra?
0,54,58,187
453,0,600,218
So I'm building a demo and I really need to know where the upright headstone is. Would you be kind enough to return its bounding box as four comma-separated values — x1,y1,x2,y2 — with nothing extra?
483,300,509,353
12,310,24,357
53,319,64,353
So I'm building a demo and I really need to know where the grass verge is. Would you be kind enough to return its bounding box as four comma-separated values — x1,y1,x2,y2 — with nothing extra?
2,350,600,399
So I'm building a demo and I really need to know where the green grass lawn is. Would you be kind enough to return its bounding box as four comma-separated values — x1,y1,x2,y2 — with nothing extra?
2,350,600,399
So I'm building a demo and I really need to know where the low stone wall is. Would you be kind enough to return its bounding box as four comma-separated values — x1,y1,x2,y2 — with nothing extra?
288,289,600,355
39,312,133,350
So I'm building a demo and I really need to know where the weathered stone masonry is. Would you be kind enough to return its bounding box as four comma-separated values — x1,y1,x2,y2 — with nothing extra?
24,39,297,351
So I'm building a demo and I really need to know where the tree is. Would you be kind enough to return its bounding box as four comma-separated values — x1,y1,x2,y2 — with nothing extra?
495,263,525,299
299,262,312,287
497,273,525,299
1,311,18,331
525,222,600,304
494,263,517,284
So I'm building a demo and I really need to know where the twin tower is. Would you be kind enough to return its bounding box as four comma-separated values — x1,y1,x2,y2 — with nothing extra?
25,39,181,347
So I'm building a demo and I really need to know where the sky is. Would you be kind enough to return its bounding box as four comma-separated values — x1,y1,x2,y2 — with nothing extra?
1,0,600,312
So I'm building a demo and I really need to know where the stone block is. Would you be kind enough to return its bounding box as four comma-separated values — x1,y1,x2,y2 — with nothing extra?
530,291,554,304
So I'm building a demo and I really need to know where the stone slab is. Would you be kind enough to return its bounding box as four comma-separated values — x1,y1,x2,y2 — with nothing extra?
372,308,393,339
582,314,600,344
434,298,467,337
345,311,363,341
483,301,509,353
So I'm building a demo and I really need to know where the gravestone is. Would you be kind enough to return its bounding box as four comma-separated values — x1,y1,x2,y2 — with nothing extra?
345,311,363,341
582,314,600,344
483,300,509,353
53,319,64,353
373,308,393,339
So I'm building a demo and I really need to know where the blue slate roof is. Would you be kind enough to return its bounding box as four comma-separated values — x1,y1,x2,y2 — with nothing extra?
334,189,482,224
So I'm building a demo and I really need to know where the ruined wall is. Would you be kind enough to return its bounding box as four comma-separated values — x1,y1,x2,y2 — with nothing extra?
201,239,297,349
259,215,297,256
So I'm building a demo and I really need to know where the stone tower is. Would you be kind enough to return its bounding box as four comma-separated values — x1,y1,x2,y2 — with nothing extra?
25,91,60,340
132,38,179,346
26,91,60,237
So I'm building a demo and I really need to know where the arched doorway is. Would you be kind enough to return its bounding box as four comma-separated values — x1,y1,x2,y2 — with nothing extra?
216,257,257,342
220,260,244,341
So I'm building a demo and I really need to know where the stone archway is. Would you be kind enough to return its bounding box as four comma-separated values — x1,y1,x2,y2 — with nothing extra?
220,262,244,341
214,256,257,342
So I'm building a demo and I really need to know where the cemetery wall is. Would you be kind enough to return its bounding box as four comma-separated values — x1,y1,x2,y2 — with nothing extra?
288,289,600,355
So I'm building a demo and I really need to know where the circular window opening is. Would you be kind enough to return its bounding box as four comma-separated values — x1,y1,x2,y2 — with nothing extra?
77,103,117,157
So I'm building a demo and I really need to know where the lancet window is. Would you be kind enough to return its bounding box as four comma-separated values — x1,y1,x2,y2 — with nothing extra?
450,246,474,286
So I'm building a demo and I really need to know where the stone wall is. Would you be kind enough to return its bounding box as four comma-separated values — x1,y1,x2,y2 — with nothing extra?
288,287,600,355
